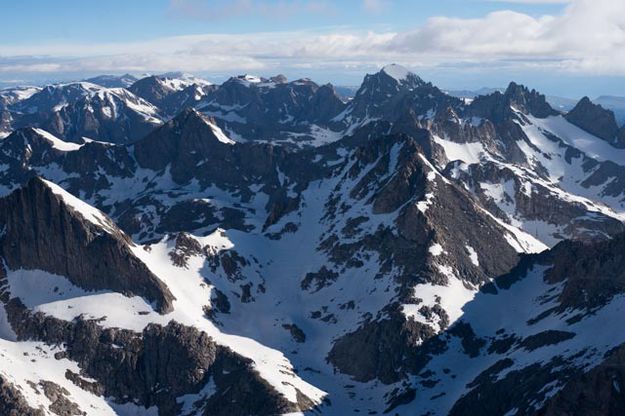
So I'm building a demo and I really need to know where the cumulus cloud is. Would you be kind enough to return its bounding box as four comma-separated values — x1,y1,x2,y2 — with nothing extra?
0,0,622,78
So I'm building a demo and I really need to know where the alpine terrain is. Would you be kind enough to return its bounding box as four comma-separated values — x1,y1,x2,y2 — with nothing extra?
1,64,625,415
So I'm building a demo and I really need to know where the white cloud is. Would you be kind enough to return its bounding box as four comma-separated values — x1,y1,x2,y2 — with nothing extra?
389,0,625,74
0,0,622,78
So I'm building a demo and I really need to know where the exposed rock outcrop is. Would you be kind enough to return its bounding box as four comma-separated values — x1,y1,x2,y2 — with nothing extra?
0,376,45,416
566,97,625,147
326,134,523,382
0,177,175,313
8,82,162,144
5,301,301,416
539,343,625,416
128,76,176,108
468,82,558,122
544,233,625,311
327,314,440,383
346,66,462,124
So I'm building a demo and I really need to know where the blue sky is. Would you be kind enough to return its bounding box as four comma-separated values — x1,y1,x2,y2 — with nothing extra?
0,0,623,98
0,1,568,42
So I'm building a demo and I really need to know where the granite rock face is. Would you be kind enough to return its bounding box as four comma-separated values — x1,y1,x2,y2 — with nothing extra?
544,233,625,311
5,300,298,416
566,97,625,147
327,314,439,384
194,75,346,143
374,230,625,415
0,177,175,313
7,82,162,144
0,376,45,416
128,76,177,109
324,134,523,382
345,66,462,125
539,343,625,416
46,89,161,144
468,82,558,122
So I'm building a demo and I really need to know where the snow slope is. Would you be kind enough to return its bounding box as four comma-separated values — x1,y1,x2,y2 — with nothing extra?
3,229,326,409
395,264,625,415
42,179,118,234
32,128,83,152
382,64,412,82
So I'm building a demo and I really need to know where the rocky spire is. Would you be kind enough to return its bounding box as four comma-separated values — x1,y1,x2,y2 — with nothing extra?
468,82,557,122
503,82,558,118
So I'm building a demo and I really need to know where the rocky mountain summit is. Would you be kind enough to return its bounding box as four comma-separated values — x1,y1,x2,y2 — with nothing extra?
3,82,162,144
1,65,625,415
566,96,625,147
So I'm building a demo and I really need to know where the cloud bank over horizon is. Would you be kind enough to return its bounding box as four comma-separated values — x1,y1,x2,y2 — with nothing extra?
0,0,622,95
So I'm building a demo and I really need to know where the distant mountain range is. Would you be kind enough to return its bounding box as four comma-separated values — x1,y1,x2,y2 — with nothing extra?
1,64,625,415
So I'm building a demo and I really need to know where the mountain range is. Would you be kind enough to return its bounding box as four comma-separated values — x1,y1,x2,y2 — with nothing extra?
1,64,625,415
447,88,625,126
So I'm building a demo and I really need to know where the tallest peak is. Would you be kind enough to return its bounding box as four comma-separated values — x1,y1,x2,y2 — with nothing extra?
381,64,412,82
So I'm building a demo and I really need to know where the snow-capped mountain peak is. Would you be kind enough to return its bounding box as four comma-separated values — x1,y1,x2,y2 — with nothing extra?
84,73,139,89
381,63,413,82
